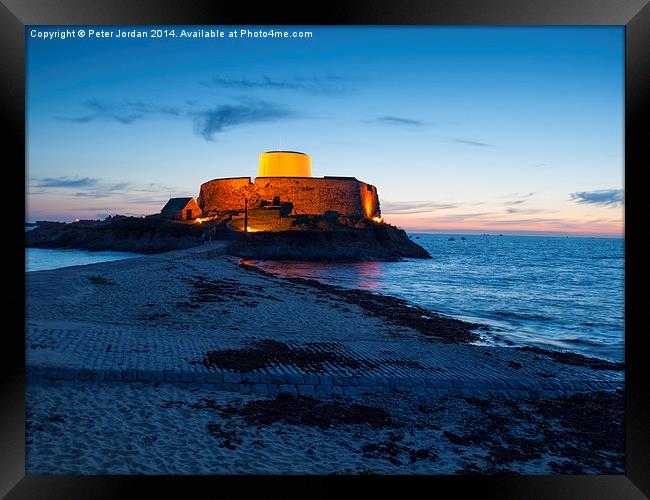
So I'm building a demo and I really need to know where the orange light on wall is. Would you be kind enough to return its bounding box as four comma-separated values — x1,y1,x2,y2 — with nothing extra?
195,216,217,224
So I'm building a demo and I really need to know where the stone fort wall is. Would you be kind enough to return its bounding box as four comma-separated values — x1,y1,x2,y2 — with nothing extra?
197,177,380,218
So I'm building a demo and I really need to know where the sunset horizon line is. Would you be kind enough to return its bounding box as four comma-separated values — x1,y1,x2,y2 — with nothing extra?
24,213,624,239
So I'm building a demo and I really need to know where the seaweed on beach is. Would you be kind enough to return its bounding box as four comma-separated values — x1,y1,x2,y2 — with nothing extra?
207,422,242,450
174,301,201,310
361,433,409,465
409,448,439,464
199,339,377,372
136,311,170,321
360,432,439,466
87,275,116,285
234,393,395,430
240,262,481,344
449,391,624,474
515,346,624,371
189,276,283,304
534,391,625,460
160,400,185,409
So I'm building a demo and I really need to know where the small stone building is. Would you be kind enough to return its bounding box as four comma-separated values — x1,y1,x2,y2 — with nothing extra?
160,197,202,221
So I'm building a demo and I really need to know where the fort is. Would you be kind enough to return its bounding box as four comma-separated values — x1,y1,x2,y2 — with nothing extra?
195,151,381,228
26,152,430,260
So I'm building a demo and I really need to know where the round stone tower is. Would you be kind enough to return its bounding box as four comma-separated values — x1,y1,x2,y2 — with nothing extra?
258,151,311,177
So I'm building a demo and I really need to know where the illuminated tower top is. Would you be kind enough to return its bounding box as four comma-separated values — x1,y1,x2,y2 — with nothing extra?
258,151,311,177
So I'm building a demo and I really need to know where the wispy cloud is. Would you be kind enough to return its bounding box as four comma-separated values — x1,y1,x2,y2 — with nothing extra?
31,176,99,188
74,184,129,198
57,97,296,142
478,218,579,227
417,212,494,223
505,207,545,214
29,176,177,202
56,99,181,124
451,138,494,147
203,75,348,94
503,192,535,206
372,116,424,127
380,200,458,215
75,182,179,199
570,189,624,207
191,99,294,141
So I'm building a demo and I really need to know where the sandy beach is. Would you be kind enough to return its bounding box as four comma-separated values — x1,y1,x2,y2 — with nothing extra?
25,243,624,474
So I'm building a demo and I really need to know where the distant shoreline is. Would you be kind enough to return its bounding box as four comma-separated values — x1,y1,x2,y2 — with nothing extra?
25,222,623,240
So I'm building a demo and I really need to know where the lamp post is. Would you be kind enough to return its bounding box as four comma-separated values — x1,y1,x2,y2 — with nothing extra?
244,198,249,235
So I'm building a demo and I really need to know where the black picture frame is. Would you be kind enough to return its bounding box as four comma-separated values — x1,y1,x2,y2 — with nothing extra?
3,0,648,497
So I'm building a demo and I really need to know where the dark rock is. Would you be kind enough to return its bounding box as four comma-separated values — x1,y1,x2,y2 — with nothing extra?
227,222,431,262
25,215,203,254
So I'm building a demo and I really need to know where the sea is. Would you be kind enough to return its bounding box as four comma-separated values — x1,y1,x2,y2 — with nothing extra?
25,227,624,363
25,247,143,272
256,234,625,363
25,225,143,272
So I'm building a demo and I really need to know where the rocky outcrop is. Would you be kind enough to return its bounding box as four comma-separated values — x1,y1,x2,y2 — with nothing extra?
25,216,203,254
25,215,431,262
226,222,431,262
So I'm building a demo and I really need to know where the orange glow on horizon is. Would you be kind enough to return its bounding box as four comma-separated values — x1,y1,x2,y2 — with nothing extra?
388,220,623,236
382,213,623,237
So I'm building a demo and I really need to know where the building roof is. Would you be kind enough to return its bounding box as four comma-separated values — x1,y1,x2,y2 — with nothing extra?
161,197,194,212
264,150,308,156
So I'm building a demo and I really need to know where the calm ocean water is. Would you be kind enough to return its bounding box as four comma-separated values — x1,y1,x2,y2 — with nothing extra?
257,234,625,362
26,247,143,272
25,226,143,271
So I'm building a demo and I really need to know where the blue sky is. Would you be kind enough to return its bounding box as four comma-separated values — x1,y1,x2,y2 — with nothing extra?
26,26,624,235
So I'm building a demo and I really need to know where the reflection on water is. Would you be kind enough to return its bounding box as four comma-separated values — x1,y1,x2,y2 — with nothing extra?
254,234,625,363
258,260,385,291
